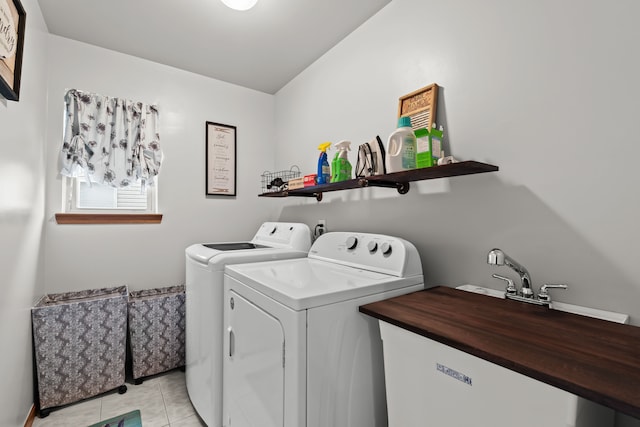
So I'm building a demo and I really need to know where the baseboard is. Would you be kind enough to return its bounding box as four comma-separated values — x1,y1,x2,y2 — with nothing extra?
23,404,36,427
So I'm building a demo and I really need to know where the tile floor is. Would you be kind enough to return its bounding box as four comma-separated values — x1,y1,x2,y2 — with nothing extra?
32,370,206,427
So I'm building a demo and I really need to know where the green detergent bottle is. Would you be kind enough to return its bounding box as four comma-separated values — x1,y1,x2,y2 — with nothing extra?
415,127,433,168
330,140,352,182
429,124,444,164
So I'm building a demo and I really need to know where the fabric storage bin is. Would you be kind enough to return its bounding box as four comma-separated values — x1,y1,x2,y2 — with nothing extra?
128,285,185,382
31,286,128,414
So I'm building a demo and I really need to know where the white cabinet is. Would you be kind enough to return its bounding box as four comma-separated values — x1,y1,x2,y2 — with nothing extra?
379,321,614,427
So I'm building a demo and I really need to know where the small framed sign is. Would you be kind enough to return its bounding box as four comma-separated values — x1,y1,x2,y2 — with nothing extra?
206,121,237,196
398,83,439,131
0,0,26,102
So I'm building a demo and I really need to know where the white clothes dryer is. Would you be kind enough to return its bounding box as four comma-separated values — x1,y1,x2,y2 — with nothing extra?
185,222,311,427
222,231,424,427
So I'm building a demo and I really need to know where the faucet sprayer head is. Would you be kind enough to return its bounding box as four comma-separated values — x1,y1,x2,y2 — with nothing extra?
487,248,505,266
487,248,533,296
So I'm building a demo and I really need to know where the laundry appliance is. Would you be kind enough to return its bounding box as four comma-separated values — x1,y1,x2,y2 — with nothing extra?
185,222,311,427
222,231,424,427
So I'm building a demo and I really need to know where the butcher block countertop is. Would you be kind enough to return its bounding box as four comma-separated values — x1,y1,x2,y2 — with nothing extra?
359,286,640,419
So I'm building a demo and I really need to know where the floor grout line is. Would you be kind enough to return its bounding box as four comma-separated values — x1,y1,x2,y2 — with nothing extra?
98,395,103,422
159,382,170,425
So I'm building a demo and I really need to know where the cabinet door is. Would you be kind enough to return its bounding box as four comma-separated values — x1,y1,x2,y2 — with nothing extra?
379,321,614,427
225,290,284,427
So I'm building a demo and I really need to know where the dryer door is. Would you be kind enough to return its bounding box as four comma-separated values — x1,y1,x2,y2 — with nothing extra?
225,290,285,427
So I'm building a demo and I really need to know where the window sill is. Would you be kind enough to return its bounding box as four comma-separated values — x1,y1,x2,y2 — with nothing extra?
55,213,163,224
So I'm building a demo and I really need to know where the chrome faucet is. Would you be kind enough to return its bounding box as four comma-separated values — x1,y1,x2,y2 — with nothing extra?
487,248,567,306
487,248,534,298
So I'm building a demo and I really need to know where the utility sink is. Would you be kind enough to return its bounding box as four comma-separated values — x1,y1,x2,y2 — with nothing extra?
455,284,630,324
360,286,640,423
362,286,634,427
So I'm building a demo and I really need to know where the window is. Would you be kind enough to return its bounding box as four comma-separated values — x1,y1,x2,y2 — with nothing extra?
62,176,158,213
77,181,146,210
57,176,161,224
56,89,163,224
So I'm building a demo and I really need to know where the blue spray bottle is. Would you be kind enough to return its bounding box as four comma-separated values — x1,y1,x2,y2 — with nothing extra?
317,142,331,185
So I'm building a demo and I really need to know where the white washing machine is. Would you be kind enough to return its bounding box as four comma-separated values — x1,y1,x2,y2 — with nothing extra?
222,231,424,427
185,222,311,427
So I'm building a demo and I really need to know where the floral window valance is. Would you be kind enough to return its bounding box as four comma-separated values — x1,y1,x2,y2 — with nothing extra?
59,89,163,188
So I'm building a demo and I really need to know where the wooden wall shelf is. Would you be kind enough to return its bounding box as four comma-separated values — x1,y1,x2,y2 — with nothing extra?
259,161,498,201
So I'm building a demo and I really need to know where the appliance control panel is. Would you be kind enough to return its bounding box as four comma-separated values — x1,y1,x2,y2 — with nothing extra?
308,232,422,278
251,222,311,251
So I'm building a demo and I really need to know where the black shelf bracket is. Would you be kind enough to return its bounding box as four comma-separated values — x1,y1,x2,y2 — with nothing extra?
362,178,410,194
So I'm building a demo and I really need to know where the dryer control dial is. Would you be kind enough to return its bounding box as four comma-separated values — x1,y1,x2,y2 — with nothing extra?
346,236,358,250
367,241,378,253
381,242,392,255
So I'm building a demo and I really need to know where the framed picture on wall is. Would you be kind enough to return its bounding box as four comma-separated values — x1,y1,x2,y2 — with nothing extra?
206,121,237,196
0,0,26,102
398,83,439,131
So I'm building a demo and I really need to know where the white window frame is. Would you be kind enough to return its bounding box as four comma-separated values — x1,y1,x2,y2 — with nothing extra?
61,175,159,214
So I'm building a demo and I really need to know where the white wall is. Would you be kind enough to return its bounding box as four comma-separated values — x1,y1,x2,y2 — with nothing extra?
3,0,638,424
43,35,280,293
0,0,48,424
273,1,640,425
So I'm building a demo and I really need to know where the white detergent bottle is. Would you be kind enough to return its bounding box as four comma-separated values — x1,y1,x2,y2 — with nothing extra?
386,116,416,173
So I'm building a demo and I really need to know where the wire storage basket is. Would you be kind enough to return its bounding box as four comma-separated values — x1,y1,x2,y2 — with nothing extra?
261,165,301,193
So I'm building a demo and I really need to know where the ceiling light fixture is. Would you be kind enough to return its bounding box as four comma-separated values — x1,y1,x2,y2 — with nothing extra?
220,0,258,11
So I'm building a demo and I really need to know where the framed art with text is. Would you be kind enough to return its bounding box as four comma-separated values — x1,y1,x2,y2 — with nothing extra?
0,0,26,102
398,83,439,131
206,121,237,196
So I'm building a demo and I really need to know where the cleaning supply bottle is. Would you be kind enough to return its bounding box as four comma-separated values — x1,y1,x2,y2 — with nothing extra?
429,124,444,164
331,146,340,183
415,127,433,168
386,116,417,173
330,140,352,182
317,142,331,185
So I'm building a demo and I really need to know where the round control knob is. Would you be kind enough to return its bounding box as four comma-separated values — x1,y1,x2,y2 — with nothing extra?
381,242,392,255
367,241,378,253
270,226,277,234
346,236,358,250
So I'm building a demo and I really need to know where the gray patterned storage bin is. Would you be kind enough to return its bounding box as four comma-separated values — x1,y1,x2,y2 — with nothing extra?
128,285,185,381
31,286,128,412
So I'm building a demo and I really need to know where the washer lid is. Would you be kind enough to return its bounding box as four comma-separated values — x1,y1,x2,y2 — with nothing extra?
186,243,308,269
185,222,311,266
225,258,423,310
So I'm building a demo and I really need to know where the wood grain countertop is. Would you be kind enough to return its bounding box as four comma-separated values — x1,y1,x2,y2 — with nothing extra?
359,286,640,419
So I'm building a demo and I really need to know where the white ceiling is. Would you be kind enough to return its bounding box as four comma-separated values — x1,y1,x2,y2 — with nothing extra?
37,0,391,94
